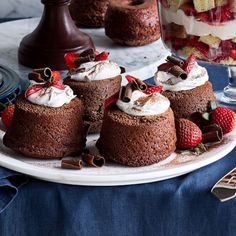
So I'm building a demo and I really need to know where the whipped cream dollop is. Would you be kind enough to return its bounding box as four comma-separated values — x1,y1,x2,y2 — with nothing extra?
162,8,236,40
116,90,170,116
26,84,76,108
70,60,121,81
154,62,208,91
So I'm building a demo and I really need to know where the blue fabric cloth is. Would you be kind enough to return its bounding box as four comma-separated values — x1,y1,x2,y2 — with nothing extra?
0,63,235,236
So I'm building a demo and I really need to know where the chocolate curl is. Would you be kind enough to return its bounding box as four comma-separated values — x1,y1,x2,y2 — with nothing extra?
82,153,105,168
169,65,187,80
158,63,187,80
28,72,44,83
120,66,126,74
132,78,147,91
166,56,184,67
61,159,83,170
121,83,133,103
33,68,52,82
202,124,223,144
74,49,95,66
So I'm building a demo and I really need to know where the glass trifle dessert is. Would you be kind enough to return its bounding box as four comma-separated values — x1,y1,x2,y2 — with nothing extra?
158,0,236,105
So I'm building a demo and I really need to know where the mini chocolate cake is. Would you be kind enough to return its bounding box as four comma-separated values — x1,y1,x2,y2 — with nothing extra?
64,75,122,133
97,107,176,167
3,95,85,159
104,0,160,46
70,0,110,27
163,81,216,119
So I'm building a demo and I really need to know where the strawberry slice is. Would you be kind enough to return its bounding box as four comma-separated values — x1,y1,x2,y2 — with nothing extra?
105,92,119,108
25,85,43,97
51,81,65,90
231,50,236,60
144,86,163,95
125,75,136,83
182,54,196,74
1,104,15,129
180,3,196,16
95,51,109,61
64,53,80,69
51,71,61,82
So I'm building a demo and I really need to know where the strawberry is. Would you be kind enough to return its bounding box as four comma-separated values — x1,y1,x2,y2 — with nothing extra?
64,53,80,69
211,107,236,134
187,37,209,57
2,104,15,129
171,38,185,51
180,3,196,16
230,50,236,60
159,0,169,8
104,92,119,108
125,75,136,83
25,85,43,97
196,12,209,22
51,81,65,90
144,86,163,95
182,54,196,74
51,71,61,82
176,119,202,149
95,51,109,61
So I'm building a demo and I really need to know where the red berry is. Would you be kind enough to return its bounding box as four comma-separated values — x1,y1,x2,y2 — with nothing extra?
176,119,202,149
211,107,236,134
180,3,197,16
230,50,236,60
125,75,136,83
144,86,163,95
51,71,61,82
187,37,209,57
182,54,196,74
51,81,65,90
64,53,80,69
95,52,109,61
2,105,15,129
160,0,169,8
196,12,209,22
104,92,119,108
25,85,43,97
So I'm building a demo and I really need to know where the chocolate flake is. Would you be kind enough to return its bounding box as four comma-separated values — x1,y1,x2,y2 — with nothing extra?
120,66,126,74
168,65,187,80
121,83,133,103
202,124,223,144
133,78,147,91
33,67,52,82
61,159,83,170
166,56,184,67
74,49,95,66
82,153,105,167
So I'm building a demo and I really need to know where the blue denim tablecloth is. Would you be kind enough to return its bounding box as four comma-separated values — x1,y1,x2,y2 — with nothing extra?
0,60,235,236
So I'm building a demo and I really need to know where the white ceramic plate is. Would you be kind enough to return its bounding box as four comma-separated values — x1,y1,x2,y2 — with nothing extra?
0,129,236,186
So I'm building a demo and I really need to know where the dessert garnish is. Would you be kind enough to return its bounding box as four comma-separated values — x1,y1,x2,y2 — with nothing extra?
202,124,223,144
28,67,53,83
82,153,105,168
1,104,15,129
61,159,83,170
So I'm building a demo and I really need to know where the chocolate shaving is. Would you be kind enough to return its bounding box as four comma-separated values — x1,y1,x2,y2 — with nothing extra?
121,83,133,103
61,159,83,170
28,72,45,83
82,153,105,167
132,78,147,91
202,124,223,144
166,56,184,67
33,68,52,82
158,62,187,80
120,66,126,74
74,49,95,66
168,65,187,80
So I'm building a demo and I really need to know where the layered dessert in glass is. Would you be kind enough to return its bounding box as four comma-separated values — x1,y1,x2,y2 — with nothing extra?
159,0,236,65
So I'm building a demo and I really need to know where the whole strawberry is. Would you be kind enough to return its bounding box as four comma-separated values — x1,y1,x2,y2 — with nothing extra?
176,118,202,149
1,104,15,129
211,107,236,134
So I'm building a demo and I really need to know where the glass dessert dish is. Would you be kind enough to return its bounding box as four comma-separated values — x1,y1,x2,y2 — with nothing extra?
158,0,236,108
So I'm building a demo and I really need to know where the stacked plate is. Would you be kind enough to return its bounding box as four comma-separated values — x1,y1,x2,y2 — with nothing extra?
0,65,21,112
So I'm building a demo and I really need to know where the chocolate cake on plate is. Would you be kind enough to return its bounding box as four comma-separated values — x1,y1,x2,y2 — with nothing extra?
64,49,122,133
3,69,85,159
154,55,216,119
97,77,176,167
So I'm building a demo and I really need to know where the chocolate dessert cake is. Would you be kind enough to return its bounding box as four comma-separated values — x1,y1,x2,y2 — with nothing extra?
70,0,110,27
64,49,122,133
104,0,160,46
155,55,216,119
97,79,176,167
3,69,85,159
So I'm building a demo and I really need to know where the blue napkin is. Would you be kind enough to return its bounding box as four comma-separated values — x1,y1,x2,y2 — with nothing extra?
0,167,27,214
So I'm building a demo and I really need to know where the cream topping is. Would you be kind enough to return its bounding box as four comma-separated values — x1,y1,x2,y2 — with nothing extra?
26,84,76,108
116,90,170,116
70,60,121,81
162,8,236,40
154,63,208,91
